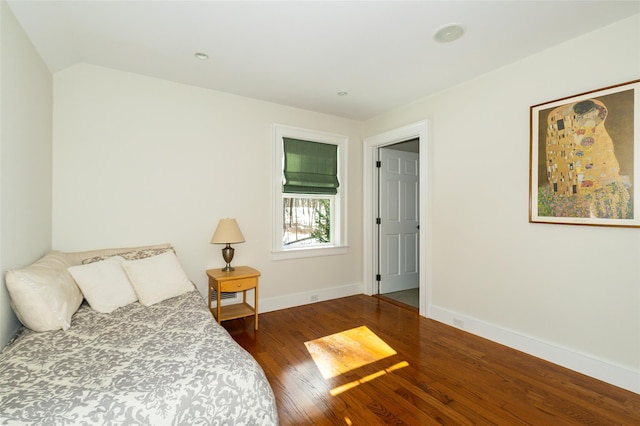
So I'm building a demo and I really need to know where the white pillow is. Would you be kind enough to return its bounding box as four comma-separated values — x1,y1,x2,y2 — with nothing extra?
122,251,193,306
5,251,83,332
67,256,137,313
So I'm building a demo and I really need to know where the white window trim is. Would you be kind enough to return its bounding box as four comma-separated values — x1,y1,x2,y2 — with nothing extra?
272,124,348,260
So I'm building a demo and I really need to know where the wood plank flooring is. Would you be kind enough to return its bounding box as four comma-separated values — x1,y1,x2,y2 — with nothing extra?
222,295,640,425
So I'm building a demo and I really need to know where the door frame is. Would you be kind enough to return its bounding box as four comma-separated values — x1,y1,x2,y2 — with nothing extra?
363,120,430,317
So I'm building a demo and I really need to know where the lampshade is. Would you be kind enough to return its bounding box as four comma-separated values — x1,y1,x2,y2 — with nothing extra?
211,218,245,244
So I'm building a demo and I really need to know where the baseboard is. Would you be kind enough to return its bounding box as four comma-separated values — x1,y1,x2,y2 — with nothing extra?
260,282,364,314
429,305,640,395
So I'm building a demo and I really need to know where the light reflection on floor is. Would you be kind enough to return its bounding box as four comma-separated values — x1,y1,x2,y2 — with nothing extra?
304,325,408,397
305,325,397,379
329,361,409,396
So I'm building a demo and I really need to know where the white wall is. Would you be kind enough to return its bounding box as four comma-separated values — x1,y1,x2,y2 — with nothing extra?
52,64,363,310
0,0,53,347
365,15,640,393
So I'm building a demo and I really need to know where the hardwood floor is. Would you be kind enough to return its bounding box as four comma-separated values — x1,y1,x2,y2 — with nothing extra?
222,295,640,425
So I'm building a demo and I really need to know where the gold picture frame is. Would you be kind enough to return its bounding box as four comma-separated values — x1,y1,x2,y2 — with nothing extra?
529,80,640,227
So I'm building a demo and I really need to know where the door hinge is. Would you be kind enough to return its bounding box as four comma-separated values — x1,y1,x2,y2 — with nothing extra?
376,217,381,225
376,160,381,168
376,274,381,282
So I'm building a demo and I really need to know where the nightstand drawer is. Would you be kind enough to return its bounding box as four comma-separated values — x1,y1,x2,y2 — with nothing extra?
220,277,256,292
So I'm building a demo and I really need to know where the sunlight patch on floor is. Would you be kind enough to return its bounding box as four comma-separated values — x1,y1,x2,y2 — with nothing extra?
330,361,409,396
304,325,397,379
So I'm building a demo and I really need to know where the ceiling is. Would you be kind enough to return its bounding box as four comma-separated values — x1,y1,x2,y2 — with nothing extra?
7,1,640,120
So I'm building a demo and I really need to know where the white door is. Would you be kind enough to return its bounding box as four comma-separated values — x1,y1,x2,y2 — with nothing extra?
379,147,419,294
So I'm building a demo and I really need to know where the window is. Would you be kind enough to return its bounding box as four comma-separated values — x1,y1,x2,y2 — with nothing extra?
273,124,347,259
283,195,333,247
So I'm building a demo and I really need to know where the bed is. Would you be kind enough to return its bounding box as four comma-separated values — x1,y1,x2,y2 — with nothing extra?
0,244,278,425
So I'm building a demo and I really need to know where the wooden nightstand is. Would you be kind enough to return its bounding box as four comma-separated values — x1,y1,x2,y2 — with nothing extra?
206,266,260,330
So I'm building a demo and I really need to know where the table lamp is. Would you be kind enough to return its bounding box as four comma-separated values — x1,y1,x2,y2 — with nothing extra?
211,218,245,271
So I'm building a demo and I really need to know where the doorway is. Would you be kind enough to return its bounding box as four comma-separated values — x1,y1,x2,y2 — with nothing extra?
377,141,420,309
363,121,429,317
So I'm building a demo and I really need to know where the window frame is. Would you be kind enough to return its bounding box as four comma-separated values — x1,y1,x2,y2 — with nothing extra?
272,124,348,260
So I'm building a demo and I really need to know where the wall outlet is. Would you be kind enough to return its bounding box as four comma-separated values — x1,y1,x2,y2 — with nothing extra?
453,317,465,329
310,294,319,302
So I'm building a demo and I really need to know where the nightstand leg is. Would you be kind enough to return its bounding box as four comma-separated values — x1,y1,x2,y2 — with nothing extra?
208,282,212,318
217,288,222,324
254,285,259,330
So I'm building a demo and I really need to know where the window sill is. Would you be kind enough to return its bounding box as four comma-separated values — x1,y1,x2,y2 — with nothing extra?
271,245,348,261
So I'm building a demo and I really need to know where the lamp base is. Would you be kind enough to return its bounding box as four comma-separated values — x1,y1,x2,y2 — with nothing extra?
221,244,235,271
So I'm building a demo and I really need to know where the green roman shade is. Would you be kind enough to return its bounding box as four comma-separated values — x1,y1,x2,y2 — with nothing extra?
283,137,339,195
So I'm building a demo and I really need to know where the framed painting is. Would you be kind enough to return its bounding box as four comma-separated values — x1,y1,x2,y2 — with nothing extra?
529,80,640,227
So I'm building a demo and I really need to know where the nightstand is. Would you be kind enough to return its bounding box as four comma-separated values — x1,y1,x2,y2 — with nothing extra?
206,266,260,330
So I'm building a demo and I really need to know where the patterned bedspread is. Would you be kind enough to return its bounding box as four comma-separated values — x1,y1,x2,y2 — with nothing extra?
0,290,278,425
